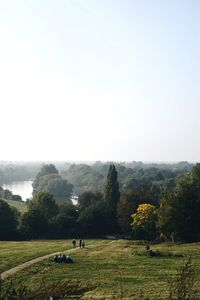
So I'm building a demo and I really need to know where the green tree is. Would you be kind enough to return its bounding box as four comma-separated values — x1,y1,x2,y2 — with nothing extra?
47,177,73,200
29,192,58,219
78,202,108,236
191,162,200,185
117,191,142,233
53,204,78,237
0,199,19,240
21,209,49,238
159,177,200,242
32,164,59,195
104,164,120,209
36,164,58,178
78,191,103,211
21,192,58,238
104,164,121,233
159,163,200,242
33,164,73,202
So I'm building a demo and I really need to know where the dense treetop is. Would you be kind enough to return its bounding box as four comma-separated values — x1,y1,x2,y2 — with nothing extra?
32,164,73,203
61,161,193,195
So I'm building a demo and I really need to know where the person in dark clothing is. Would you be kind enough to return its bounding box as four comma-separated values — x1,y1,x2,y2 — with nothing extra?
62,254,67,263
66,255,73,263
146,245,150,251
79,239,82,248
81,240,85,248
54,255,59,262
72,239,76,248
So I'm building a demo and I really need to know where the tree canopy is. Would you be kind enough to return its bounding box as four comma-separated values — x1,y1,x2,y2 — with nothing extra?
0,199,19,240
29,192,58,219
104,164,120,233
159,163,200,242
32,164,73,203
1,161,200,242
104,164,120,211
131,203,158,240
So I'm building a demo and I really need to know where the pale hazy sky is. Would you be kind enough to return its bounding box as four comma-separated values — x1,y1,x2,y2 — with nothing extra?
0,0,200,162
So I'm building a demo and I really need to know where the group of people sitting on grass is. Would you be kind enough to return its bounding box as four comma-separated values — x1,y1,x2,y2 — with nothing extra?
54,254,73,264
72,239,85,248
53,239,86,264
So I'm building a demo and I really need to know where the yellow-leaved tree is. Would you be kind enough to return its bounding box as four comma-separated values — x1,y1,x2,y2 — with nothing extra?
131,203,158,240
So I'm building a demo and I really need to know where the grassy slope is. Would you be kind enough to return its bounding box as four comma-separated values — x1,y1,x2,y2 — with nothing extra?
0,240,74,273
3,199,27,214
1,240,200,299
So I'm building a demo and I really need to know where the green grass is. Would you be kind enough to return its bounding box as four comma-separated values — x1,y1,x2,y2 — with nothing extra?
0,240,74,272
3,199,27,214
1,240,200,299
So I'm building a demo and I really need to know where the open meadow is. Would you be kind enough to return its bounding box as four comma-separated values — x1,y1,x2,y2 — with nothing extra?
1,240,200,299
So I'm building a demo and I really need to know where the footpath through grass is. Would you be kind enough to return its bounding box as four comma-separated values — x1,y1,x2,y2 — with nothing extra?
1,240,200,299
0,240,73,273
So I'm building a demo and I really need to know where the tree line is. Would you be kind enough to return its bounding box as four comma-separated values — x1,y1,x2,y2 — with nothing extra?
0,162,200,242
61,161,192,195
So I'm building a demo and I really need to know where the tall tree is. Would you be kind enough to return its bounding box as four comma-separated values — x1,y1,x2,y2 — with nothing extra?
104,164,120,232
104,164,120,209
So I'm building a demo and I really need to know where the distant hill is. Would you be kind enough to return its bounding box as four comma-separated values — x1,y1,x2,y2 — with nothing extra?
2,199,27,214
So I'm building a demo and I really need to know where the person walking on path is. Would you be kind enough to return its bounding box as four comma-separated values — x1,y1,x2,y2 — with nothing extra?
79,239,82,248
72,239,76,248
81,240,85,248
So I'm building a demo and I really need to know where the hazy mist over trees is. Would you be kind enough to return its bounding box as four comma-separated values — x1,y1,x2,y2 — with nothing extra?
32,164,73,203
1,160,200,242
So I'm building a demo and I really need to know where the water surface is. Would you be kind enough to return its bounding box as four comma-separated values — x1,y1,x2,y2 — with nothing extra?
2,181,33,201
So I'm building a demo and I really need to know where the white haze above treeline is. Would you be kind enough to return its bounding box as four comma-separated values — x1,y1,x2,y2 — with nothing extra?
0,1,200,162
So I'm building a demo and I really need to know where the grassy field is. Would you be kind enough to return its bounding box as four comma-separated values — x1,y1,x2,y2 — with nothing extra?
3,199,27,214
1,240,200,299
0,240,74,273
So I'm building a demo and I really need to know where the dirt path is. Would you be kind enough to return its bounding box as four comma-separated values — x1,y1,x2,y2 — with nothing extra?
0,240,111,280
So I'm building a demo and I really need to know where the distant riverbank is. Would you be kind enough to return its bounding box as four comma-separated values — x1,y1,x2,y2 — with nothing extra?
2,181,33,201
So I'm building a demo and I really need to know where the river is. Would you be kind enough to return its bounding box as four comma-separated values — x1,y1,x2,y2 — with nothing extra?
2,181,78,204
2,181,33,201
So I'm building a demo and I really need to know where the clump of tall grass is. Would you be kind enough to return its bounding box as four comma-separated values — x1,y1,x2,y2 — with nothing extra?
0,278,92,300
168,256,199,300
0,278,30,300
